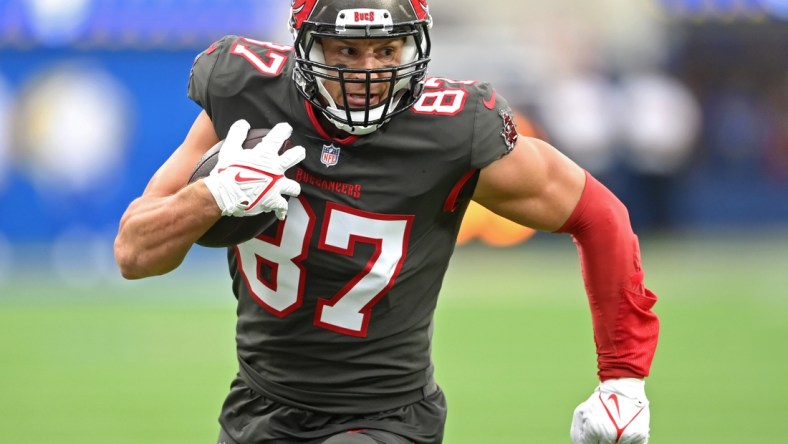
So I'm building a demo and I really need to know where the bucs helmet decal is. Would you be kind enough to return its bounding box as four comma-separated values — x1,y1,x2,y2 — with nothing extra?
290,0,319,31
409,0,430,21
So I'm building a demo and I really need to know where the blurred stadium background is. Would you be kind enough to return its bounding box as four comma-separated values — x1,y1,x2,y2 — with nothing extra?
1,0,787,442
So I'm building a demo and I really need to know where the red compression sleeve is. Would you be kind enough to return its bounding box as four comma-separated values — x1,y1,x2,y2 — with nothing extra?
555,171,659,380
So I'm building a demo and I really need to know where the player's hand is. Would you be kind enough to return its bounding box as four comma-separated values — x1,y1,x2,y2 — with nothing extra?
570,378,650,444
204,120,306,219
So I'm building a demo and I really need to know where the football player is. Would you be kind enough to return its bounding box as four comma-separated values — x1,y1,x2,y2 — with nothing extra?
114,1,659,443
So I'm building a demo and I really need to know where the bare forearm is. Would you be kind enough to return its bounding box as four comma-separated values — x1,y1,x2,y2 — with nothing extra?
114,181,221,279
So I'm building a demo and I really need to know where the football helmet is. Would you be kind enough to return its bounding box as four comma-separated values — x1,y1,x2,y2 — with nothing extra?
289,0,432,135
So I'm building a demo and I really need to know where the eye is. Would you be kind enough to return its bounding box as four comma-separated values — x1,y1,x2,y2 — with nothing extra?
339,46,357,57
377,40,404,60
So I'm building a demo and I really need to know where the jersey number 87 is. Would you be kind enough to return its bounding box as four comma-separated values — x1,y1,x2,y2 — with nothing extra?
236,196,414,338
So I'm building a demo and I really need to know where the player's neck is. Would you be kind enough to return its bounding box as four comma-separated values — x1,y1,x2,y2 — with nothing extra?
315,112,352,139
304,100,363,143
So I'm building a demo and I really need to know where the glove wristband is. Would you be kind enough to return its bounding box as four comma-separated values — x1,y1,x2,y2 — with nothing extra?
599,378,646,400
203,174,244,216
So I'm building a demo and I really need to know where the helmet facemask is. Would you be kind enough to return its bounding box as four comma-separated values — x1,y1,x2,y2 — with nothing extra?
291,7,431,135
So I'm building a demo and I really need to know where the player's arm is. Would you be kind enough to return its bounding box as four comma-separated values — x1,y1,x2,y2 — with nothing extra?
114,111,221,280
474,137,658,443
473,136,585,232
115,113,306,280
473,136,659,377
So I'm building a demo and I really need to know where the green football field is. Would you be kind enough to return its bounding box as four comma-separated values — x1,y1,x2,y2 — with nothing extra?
1,232,787,443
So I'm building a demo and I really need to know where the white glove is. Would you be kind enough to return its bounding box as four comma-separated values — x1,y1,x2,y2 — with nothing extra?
203,120,306,220
570,378,650,444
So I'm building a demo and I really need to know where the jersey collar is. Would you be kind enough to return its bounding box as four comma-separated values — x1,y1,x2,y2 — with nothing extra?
304,100,359,146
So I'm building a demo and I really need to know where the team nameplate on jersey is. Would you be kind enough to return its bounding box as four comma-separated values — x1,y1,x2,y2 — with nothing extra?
321,144,340,167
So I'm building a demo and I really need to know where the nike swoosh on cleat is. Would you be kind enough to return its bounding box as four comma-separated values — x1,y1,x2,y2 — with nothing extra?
482,89,497,110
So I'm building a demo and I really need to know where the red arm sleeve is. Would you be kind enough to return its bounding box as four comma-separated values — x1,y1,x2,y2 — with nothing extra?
555,171,660,380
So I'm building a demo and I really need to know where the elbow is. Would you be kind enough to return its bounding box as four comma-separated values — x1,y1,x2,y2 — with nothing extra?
114,235,175,280
118,264,146,281
113,201,187,279
114,236,146,280
114,213,147,279
556,172,631,236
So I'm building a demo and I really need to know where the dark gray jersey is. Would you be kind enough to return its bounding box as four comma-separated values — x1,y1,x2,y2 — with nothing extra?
188,36,517,414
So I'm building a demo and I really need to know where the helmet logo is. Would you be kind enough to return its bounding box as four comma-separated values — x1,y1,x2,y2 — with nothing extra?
336,9,395,31
409,0,430,20
354,11,376,22
290,0,318,30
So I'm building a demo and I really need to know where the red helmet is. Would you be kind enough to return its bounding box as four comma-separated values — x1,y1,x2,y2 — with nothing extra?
289,0,433,135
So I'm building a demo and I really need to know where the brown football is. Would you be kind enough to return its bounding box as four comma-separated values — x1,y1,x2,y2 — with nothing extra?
188,128,293,248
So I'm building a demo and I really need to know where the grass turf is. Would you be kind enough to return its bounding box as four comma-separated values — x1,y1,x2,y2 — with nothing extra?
1,232,787,443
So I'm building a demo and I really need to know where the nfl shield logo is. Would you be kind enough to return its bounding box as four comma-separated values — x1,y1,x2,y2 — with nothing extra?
321,144,340,167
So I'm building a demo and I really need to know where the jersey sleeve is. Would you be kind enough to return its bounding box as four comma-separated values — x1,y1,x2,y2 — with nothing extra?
470,82,518,169
187,35,237,118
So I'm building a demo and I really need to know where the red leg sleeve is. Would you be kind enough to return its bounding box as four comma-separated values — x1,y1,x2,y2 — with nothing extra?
555,171,660,380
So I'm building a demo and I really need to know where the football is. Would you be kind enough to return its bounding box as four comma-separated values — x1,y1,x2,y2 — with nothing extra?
188,128,294,248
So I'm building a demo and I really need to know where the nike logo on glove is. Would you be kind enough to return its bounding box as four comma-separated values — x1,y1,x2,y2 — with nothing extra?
601,393,646,443
234,172,264,183
483,89,497,110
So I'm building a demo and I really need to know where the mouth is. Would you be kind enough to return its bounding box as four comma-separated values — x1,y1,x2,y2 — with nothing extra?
345,93,382,108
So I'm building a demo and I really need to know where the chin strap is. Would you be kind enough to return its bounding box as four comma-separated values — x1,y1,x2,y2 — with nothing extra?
555,171,660,380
